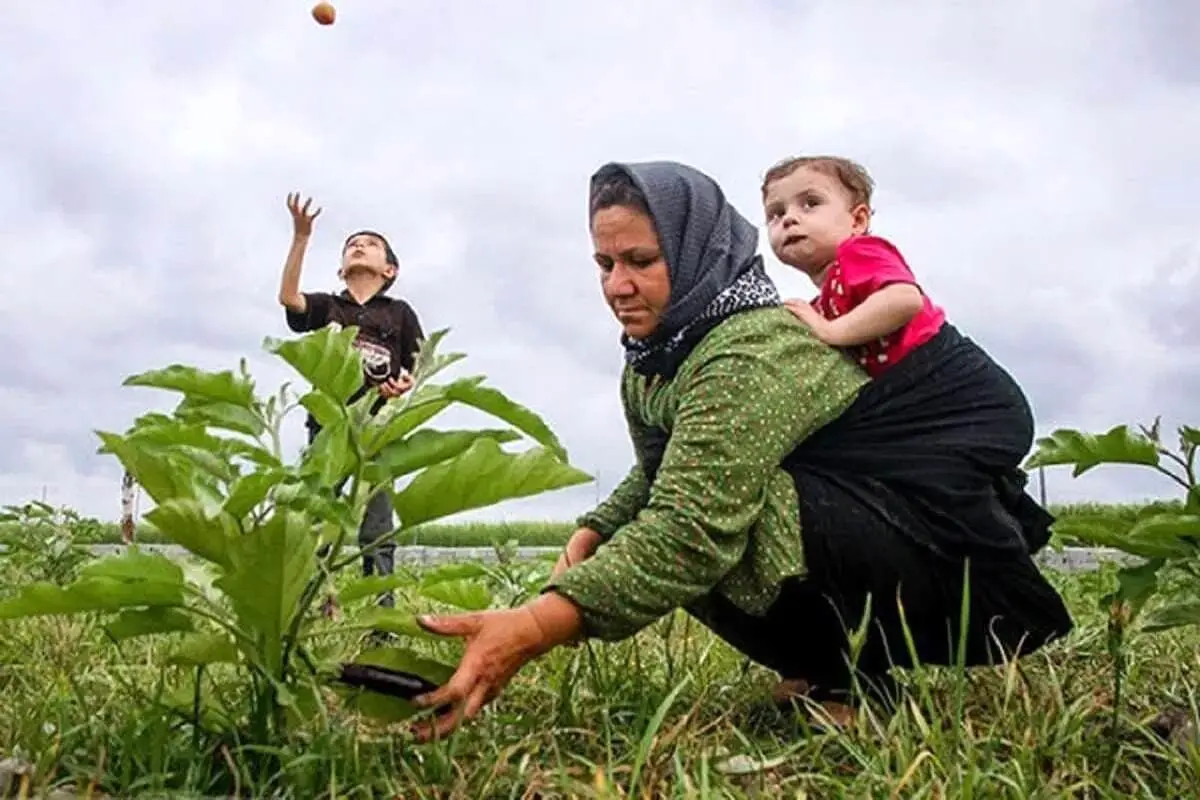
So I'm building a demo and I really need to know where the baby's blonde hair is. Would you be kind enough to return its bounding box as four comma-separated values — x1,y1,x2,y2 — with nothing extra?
761,155,875,211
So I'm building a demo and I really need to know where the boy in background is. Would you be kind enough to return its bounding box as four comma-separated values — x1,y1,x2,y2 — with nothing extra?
277,192,425,608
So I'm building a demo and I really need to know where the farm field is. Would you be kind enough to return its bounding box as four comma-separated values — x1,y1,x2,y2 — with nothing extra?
1,504,1198,798
8,501,1190,549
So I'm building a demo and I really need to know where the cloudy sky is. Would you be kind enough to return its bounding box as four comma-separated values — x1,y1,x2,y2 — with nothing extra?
1,0,1197,525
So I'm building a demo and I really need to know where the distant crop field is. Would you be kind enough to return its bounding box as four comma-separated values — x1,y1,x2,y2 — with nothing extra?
15,500,1180,549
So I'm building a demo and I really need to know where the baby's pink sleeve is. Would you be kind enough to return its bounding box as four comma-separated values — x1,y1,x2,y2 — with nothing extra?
837,236,918,302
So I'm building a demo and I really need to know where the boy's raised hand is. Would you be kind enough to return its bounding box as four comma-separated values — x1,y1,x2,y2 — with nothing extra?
287,192,322,237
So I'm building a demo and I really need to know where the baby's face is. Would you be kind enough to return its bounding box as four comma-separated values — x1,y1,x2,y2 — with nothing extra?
763,167,870,276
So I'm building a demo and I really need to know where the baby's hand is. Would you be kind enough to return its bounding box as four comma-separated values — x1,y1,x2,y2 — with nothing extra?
783,298,820,326
783,299,834,343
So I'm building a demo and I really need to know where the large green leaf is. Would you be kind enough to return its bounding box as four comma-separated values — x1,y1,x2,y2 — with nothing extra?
392,439,591,528
1112,558,1163,620
175,396,266,438
299,420,356,489
223,469,288,521
95,431,197,505
80,548,186,583
370,428,521,483
332,608,441,639
1127,513,1200,548
124,418,274,479
1143,601,1200,633
1025,425,1160,477
336,646,455,723
220,438,282,470
123,364,256,409
443,381,569,461
0,549,186,618
143,499,238,568
123,418,225,454
165,633,241,667
105,607,195,642
1053,514,1197,560
265,326,364,404
363,395,454,455
170,445,240,485
214,510,318,677
299,389,346,430
419,562,490,585
338,575,417,605
419,579,493,611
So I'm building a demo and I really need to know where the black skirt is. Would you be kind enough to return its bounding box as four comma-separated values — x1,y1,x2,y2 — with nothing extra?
695,325,1073,692
784,323,1053,559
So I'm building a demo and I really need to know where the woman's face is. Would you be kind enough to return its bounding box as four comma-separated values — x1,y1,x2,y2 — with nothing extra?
591,205,671,339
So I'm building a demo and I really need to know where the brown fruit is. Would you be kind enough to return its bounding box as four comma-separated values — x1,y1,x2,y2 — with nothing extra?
311,2,336,25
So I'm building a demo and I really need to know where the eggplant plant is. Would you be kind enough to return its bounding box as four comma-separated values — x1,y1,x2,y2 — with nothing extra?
1026,419,1199,744
0,324,591,749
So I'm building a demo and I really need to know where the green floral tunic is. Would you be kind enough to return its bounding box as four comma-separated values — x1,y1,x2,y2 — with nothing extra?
547,306,869,641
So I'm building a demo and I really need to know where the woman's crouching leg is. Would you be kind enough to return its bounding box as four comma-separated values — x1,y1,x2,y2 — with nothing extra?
783,473,1073,703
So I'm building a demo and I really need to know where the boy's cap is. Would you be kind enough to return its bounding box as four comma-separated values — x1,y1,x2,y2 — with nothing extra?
344,229,399,292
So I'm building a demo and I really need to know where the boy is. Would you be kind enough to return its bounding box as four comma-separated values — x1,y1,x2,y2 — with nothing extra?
277,192,425,607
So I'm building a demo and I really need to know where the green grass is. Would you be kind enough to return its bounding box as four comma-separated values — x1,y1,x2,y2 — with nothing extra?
1,503,1196,796
0,557,1198,797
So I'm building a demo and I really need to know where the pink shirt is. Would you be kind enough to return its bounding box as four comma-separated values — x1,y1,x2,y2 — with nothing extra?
811,235,945,377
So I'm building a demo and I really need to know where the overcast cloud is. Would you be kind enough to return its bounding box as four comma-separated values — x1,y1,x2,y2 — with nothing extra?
1,0,1197,524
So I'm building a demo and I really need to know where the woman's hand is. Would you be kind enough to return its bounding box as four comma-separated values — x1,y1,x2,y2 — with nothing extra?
410,592,582,741
550,527,603,579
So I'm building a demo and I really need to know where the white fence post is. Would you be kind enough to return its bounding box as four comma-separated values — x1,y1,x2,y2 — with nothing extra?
120,471,137,545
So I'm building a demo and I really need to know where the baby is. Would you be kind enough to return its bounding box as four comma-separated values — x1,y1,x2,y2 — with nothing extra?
761,155,944,376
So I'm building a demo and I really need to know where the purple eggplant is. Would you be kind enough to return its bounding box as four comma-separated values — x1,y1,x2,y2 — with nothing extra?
336,662,441,701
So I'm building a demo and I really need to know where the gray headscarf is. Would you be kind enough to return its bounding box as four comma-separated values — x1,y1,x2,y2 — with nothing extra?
590,161,782,379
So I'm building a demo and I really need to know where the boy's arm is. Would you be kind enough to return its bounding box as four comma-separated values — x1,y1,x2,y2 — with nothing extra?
807,236,924,347
278,233,333,332
278,233,310,313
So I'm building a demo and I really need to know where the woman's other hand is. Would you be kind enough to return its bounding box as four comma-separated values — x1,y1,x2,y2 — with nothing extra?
410,592,582,741
551,526,603,579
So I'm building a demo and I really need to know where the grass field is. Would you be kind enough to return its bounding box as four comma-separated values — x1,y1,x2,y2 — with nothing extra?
1,504,1197,797
12,500,1188,550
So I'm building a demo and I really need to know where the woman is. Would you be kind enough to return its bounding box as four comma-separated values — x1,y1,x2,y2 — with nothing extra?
409,161,1073,739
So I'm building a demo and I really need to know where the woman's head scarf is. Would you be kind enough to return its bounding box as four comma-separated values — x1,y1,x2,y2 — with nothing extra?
590,160,781,379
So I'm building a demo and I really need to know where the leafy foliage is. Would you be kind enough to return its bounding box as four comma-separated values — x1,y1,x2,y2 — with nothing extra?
1027,418,1200,632
1026,418,1199,744
0,325,591,753
0,501,95,586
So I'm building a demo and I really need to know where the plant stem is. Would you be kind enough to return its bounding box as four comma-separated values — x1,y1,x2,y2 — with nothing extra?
1152,462,1192,494
279,428,369,676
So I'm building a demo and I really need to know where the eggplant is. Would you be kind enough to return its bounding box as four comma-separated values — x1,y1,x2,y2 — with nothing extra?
336,662,441,701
